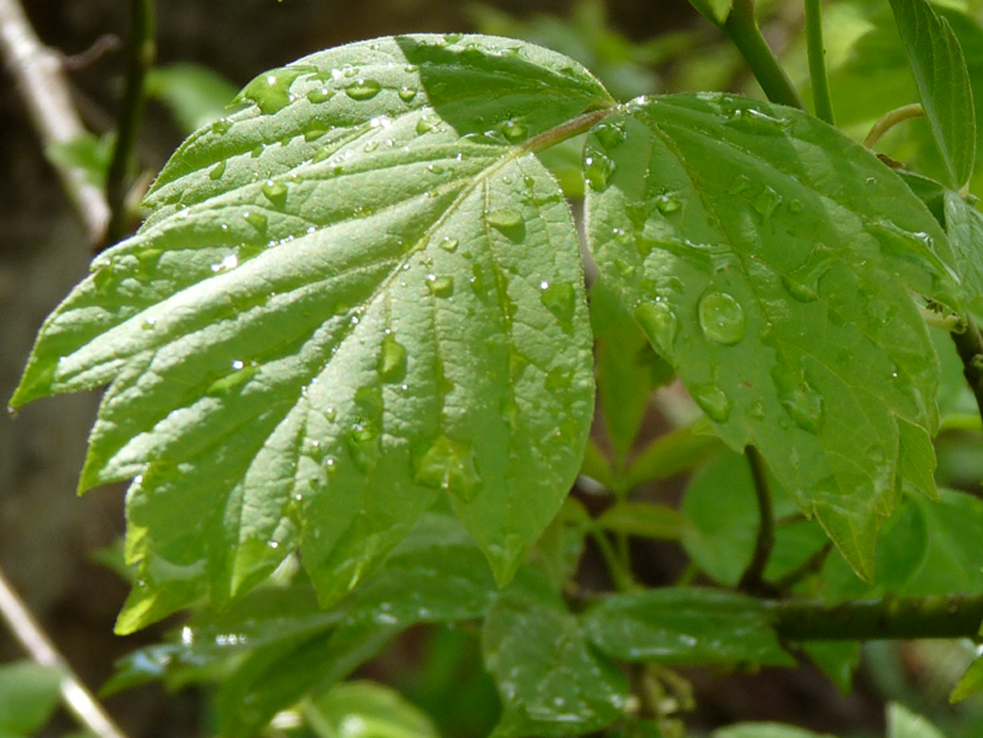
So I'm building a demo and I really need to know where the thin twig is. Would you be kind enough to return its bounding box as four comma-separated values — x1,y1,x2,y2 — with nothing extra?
864,103,924,149
738,446,777,596
0,567,130,738
772,541,834,592
589,528,637,592
0,0,109,244
103,0,155,247
950,315,983,425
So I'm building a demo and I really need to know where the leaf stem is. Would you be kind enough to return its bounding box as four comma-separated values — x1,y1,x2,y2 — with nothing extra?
737,446,777,596
949,315,983,426
103,0,155,247
864,103,925,149
590,528,637,592
524,106,617,154
0,0,109,244
0,566,130,738
772,541,834,592
804,0,834,124
768,593,983,641
720,0,805,110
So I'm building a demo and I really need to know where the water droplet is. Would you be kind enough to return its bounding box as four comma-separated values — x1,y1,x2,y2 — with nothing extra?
380,333,407,382
142,316,157,330
593,121,627,149
211,118,233,135
689,383,732,423
414,435,481,501
236,67,306,114
656,193,681,214
502,119,526,143
346,79,381,101
698,291,746,345
728,174,752,195
304,128,328,142
788,199,803,214
539,281,575,326
752,186,782,218
398,86,418,103
634,301,677,354
306,87,335,104
439,237,458,252
487,207,523,231
262,180,288,208
427,163,444,174
243,211,268,236
725,107,789,135
209,161,226,180
584,152,616,191
780,274,819,303
416,116,437,135
443,33,463,44
426,274,454,297
364,141,379,153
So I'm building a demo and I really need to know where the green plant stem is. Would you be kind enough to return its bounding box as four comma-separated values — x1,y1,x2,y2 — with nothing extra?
0,566,130,738
103,0,155,247
590,528,636,592
720,0,804,110
737,446,776,596
804,0,834,124
768,593,983,641
950,316,983,425
772,541,834,591
863,103,924,149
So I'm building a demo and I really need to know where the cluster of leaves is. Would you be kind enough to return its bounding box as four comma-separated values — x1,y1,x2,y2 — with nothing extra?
10,0,983,733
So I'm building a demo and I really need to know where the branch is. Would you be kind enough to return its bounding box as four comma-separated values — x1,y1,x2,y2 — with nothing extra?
949,316,983,425
737,446,777,596
0,0,109,244
804,0,833,124
864,103,924,149
768,593,983,641
103,0,155,246
0,567,130,738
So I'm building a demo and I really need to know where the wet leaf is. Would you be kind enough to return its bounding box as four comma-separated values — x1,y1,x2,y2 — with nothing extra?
887,703,946,738
950,654,983,703
587,93,961,580
0,662,61,738
11,35,611,630
889,0,976,189
944,191,983,315
305,681,440,738
483,580,628,738
582,588,794,666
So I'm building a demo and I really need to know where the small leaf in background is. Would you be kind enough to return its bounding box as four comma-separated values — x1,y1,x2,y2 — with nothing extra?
527,498,590,591
45,132,115,188
12,35,612,630
581,588,794,666
622,422,724,489
713,725,836,738
595,501,689,541
587,93,961,580
682,452,828,588
0,661,62,738
801,641,861,695
950,654,983,703
483,581,628,738
146,63,242,134
887,703,946,738
304,681,440,738
889,0,976,189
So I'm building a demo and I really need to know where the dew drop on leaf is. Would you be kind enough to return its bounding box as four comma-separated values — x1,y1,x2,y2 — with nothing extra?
698,291,746,345
345,79,382,101
413,435,481,501
142,317,157,331
237,68,306,114
380,333,408,382
426,274,454,297
593,121,627,149
634,301,678,355
416,116,437,135
728,174,752,195
209,161,226,180
689,383,732,423
724,107,789,135
439,237,459,252
539,281,575,326
752,186,782,218
502,119,527,143
656,193,681,214
243,211,268,236
306,87,335,104
262,180,288,208
398,86,418,103
487,207,524,231
584,152,616,191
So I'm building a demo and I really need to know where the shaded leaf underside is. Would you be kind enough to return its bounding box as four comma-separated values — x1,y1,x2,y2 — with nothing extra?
12,35,610,631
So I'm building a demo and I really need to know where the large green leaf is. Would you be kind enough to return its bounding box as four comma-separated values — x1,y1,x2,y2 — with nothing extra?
11,35,612,630
889,0,976,189
944,190,983,315
586,93,961,579
581,588,794,667
482,580,628,738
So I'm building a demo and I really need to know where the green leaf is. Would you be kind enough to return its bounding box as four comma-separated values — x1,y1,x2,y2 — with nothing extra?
482,581,628,738
887,703,946,738
586,93,961,580
581,588,794,666
0,662,62,737
944,191,983,315
889,0,976,189
622,421,724,489
595,502,689,540
12,35,613,630
950,654,983,703
526,498,590,590
713,726,835,738
145,63,242,134
801,641,861,695
305,681,440,738
682,452,829,588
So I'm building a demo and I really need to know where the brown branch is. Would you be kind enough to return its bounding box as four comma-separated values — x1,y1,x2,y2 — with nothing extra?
0,0,109,244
